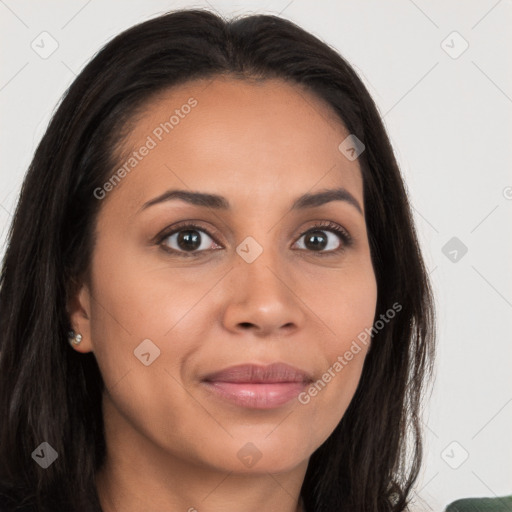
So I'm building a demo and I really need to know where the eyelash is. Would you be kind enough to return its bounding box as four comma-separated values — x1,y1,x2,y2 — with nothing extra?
155,220,353,258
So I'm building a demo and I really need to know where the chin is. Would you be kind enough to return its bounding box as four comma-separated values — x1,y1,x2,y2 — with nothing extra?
202,434,313,475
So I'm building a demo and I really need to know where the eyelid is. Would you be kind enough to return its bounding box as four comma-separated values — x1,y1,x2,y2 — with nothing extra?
154,220,223,245
293,220,353,256
296,220,352,244
155,219,352,256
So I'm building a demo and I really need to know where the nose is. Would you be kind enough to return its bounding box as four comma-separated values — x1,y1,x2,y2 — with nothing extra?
221,249,306,338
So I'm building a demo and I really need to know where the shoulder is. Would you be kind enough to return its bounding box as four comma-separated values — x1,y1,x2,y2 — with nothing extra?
445,495,512,512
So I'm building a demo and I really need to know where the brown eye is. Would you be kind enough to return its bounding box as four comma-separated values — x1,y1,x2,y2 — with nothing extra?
159,224,221,256
302,230,330,251
294,222,352,254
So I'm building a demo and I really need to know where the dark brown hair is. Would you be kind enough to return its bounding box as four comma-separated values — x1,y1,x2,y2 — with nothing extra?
0,9,435,511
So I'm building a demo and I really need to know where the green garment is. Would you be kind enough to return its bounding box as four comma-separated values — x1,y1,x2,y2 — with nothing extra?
445,495,512,511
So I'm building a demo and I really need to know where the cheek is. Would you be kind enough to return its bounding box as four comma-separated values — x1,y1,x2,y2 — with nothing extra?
88,231,215,331
86,239,223,386
320,256,378,352
297,259,377,438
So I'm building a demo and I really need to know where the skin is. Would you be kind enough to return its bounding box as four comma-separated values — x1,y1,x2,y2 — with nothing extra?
68,76,378,512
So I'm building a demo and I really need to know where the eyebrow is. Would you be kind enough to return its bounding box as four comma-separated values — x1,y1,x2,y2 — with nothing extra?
139,187,363,215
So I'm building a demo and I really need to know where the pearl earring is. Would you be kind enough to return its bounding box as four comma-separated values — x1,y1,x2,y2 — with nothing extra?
68,330,83,346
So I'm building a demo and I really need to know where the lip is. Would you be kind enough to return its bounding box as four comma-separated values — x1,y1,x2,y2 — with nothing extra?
201,363,313,409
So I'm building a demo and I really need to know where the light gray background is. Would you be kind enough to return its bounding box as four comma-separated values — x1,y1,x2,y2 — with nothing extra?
1,1,511,510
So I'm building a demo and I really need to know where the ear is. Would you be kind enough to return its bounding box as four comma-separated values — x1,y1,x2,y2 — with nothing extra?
67,277,94,353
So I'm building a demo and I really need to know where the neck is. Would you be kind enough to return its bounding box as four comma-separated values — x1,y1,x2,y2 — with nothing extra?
95,396,308,512
96,462,306,512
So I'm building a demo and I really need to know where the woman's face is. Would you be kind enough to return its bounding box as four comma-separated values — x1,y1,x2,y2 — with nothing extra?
70,76,377,475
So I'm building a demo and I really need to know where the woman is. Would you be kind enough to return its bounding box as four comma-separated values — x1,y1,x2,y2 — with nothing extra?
0,9,435,512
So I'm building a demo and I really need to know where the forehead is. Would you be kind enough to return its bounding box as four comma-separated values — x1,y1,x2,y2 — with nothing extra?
104,76,364,215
